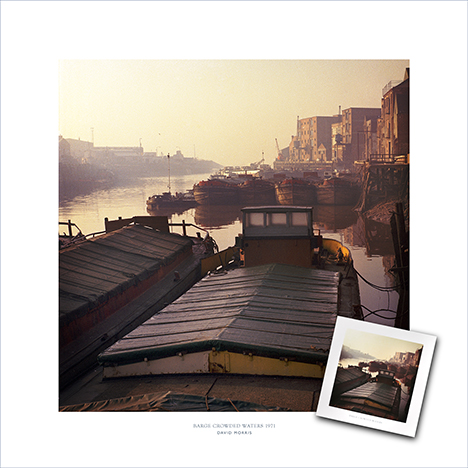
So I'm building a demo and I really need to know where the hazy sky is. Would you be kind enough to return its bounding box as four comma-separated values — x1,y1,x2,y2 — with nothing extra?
59,60,408,166
343,328,422,361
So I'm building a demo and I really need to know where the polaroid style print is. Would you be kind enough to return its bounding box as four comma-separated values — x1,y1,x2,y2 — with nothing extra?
316,316,436,437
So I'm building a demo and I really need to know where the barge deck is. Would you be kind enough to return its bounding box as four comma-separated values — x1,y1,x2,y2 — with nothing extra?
59,221,211,389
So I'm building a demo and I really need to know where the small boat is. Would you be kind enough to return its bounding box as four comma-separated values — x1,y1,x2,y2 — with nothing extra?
193,178,240,205
315,176,360,205
146,190,197,211
275,178,316,205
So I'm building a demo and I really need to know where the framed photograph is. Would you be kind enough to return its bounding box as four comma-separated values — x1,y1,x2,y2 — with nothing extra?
316,316,436,437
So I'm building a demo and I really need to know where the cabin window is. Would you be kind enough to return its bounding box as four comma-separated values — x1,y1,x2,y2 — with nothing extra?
291,212,308,226
268,213,287,226
247,212,264,227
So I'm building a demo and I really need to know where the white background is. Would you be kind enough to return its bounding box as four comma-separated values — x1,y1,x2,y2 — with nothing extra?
1,1,467,467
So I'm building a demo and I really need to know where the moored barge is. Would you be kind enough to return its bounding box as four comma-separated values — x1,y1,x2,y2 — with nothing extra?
59,206,363,411
59,216,215,389
331,369,402,420
193,178,240,205
275,178,316,205
315,177,360,205
238,178,276,206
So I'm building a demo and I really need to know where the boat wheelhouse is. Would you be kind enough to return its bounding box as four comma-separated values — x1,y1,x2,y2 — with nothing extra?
236,205,320,268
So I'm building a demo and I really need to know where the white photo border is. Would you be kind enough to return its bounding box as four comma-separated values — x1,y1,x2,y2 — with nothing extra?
316,316,437,438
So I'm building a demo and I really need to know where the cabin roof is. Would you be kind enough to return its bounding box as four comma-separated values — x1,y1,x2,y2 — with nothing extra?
241,205,313,213
340,382,399,409
98,263,340,366
59,224,193,325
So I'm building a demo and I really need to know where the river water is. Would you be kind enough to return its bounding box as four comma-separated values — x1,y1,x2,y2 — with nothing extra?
59,172,400,326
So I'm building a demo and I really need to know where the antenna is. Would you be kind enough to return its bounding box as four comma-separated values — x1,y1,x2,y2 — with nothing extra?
167,153,171,193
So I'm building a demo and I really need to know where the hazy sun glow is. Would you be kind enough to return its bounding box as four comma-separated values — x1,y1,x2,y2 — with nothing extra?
59,59,409,166
343,328,422,361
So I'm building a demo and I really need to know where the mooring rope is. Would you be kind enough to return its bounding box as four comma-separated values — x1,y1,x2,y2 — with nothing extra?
354,268,399,292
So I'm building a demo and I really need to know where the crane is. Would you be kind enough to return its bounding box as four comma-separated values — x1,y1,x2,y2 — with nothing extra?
250,154,265,169
275,138,283,160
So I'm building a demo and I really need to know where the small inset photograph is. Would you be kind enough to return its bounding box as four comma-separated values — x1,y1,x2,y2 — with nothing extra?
331,330,422,422
316,317,436,437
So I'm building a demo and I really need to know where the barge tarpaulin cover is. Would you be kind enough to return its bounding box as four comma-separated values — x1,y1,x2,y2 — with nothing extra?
59,224,193,345
339,382,400,410
98,263,341,372
59,391,291,412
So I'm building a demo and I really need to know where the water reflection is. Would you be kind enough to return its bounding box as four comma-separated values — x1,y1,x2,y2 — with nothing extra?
147,206,193,217
187,204,364,237
355,215,394,257
194,204,244,228
313,205,358,232
59,174,402,326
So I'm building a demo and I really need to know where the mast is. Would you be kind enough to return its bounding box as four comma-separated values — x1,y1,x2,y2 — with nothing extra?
167,153,171,193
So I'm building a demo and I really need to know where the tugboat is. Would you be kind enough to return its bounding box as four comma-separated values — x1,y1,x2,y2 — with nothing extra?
146,190,197,211
146,152,198,211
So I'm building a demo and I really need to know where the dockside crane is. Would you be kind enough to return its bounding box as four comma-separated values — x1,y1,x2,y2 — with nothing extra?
275,138,283,160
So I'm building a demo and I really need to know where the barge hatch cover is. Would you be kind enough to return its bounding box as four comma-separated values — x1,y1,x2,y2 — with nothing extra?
99,263,341,378
339,382,400,410
60,224,193,330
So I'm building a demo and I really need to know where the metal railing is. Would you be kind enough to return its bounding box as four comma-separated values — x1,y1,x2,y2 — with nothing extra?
382,80,402,96
168,220,209,238
368,154,408,164
60,218,212,249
